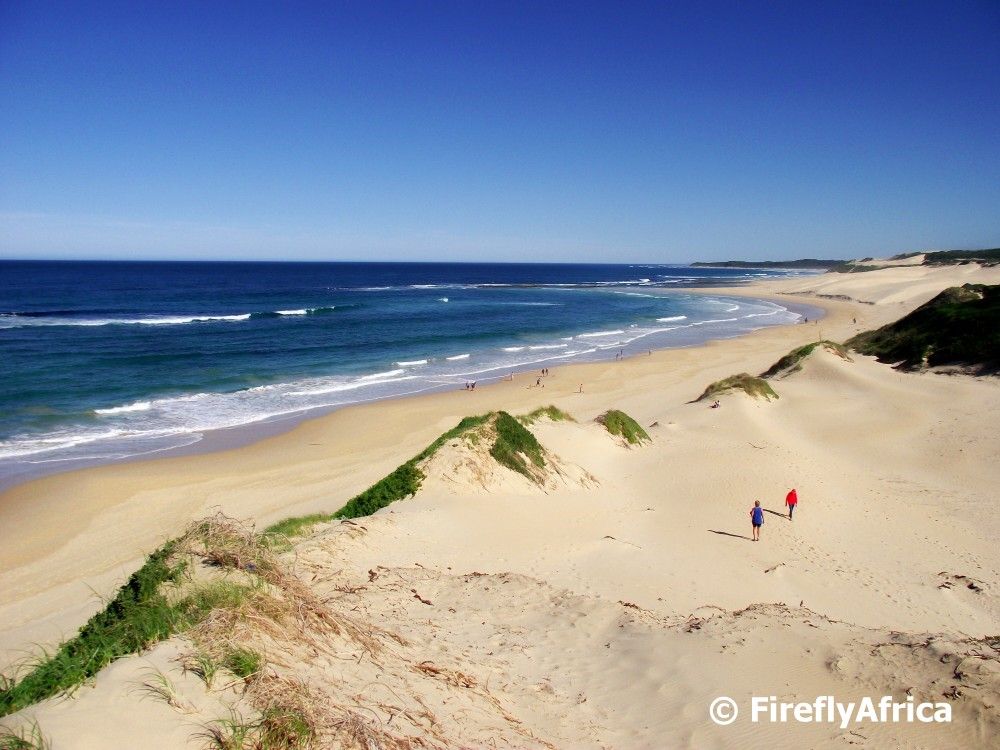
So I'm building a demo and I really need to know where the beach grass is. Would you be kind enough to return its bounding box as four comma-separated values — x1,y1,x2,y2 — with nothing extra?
222,648,263,680
596,410,650,445
0,542,188,717
697,373,778,402
517,405,574,425
0,720,49,750
0,522,269,718
263,414,493,541
490,411,546,480
0,410,557,717
760,340,851,379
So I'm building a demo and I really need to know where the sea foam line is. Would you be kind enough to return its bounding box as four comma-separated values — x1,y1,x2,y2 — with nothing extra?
0,306,339,328
94,401,153,415
577,329,625,338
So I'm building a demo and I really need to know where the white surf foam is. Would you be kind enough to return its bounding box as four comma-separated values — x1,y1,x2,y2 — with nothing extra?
359,368,406,380
577,329,625,338
94,401,152,415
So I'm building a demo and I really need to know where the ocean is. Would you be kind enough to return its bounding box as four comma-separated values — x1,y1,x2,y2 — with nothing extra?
0,260,820,486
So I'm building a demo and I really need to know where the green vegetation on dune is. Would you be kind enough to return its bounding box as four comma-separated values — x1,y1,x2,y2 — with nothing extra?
596,410,650,445
700,340,854,401
331,462,425,520
0,543,187,717
0,721,48,750
0,517,309,720
263,513,332,540
490,411,546,479
697,373,778,402
517,405,574,425
411,414,493,463
263,413,493,539
691,259,845,269
922,248,999,266
222,648,263,680
847,284,1000,372
264,410,558,537
760,340,851,379
0,411,558,718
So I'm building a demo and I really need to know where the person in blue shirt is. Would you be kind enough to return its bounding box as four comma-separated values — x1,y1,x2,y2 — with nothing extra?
750,501,764,541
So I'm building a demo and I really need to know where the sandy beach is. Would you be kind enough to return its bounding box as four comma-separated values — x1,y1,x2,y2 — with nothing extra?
2,261,999,748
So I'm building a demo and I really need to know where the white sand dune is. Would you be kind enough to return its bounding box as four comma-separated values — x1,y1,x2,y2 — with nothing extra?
1,261,998,747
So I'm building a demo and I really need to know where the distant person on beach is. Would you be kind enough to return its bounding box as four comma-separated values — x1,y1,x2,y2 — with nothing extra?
578,383,583,393
785,488,798,520
710,400,720,409
750,501,764,541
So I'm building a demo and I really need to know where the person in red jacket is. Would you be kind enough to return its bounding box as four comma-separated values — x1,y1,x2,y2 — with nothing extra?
785,488,798,520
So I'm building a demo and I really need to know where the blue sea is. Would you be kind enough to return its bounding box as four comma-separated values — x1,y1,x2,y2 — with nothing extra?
0,260,820,486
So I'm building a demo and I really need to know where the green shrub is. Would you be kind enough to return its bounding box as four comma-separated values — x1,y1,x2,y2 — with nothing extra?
596,410,650,445
697,374,778,402
760,340,851,379
847,284,999,372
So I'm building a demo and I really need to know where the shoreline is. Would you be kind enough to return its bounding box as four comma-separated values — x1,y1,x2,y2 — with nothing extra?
0,287,823,494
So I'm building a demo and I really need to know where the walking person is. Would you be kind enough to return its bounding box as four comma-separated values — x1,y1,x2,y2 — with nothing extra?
785,488,798,520
750,501,764,541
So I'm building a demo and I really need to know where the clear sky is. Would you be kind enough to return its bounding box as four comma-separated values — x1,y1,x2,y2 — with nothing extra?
1,1,998,263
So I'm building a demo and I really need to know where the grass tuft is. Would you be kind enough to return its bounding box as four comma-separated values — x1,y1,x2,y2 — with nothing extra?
262,514,330,542
0,720,49,750
517,405,574,425
222,648,263,680
697,373,778,402
760,340,851,379
596,410,650,445
134,666,192,712
184,651,219,688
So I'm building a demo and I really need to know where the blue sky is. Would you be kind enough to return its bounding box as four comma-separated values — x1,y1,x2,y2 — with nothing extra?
1,1,998,262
